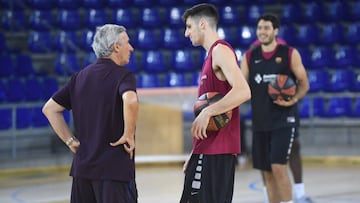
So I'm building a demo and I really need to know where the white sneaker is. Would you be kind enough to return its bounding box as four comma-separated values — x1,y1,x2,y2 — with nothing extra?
296,196,314,203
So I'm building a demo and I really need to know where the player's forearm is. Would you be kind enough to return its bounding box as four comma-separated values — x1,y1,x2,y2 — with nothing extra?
123,99,138,139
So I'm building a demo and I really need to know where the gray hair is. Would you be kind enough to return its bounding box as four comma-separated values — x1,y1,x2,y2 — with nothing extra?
91,24,127,58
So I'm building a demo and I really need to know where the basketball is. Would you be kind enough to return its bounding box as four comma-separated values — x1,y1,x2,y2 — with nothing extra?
193,92,232,131
268,74,297,101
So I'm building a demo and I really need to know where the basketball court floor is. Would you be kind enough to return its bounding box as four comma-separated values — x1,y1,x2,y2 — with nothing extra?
0,157,359,203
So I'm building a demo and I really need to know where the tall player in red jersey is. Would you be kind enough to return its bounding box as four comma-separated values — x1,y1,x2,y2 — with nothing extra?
180,3,251,203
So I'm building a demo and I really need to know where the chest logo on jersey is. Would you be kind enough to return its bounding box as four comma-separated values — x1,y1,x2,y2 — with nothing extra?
275,57,282,63
254,73,277,84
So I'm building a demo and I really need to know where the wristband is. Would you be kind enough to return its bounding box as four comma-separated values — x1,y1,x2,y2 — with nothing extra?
65,136,75,146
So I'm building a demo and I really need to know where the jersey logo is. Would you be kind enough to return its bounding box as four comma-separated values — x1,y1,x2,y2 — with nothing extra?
275,57,282,63
254,59,263,64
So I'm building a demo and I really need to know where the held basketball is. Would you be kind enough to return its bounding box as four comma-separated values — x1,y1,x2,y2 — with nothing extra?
268,74,297,101
193,92,232,131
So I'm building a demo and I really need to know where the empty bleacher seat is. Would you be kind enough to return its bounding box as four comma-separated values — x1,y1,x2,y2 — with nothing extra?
300,2,324,23
142,51,167,73
217,26,236,46
296,47,312,69
137,73,161,88
42,77,59,100
350,97,360,117
334,45,359,67
54,31,79,52
171,50,194,73
139,7,162,28
28,10,54,31
0,80,8,103
312,97,326,117
32,106,49,127
106,0,132,7
324,1,348,22
296,24,320,46
281,3,301,23
325,97,352,118
319,23,345,45
15,54,36,76
325,69,352,92
28,31,53,53
16,107,33,129
54,53,80,75
112,8,137,29
82,0,105,8
311,46,334,69
219,6,240,25
1,0,27,10
190,71,201,86
162,28,184,49
135,29,159,50
347,1,360,21
308,69,329,92
84,9,107,29
0,108,12,130
82,51,97,67
0,55,15,78
27,0,53,10
56,0,81,9
57,9,82,30
165,72,187,87
277,25,297,46
166,7,184,28
350,70,360,92
0,33,8,52
236,25,256,47
24,78,44,101
126,54,139,73
298,97,311,118
245,5,263,24
345,23,360,44
6,78,25,102
80,29,94,51
1,10,27,31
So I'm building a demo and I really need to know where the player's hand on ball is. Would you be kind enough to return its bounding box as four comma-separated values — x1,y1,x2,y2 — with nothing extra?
191,110,210,140
110,136,135,159
274,97,297,107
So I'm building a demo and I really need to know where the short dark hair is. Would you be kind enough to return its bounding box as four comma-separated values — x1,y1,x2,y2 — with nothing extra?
182,3,219,25
256,13,280,29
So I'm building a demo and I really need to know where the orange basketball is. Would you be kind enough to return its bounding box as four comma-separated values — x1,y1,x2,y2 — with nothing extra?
268,74,297,101
193,92,232,131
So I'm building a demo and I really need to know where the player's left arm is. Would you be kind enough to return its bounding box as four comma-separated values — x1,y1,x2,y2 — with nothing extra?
275,48,310,107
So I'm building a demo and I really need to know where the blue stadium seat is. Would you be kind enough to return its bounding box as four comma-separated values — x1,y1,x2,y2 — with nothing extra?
133,0,153,7
319,23,345,45
0,108,12,130
0,55,15,78
245,5,263,24
171,50,194,73
236,25,256,47
325,69,352,92
56,0,81,9
300,2,324,23
350,70,360,92
296,24,320,46
325,97,352,118
42,77,59,100
1,0,27,10
166,7,184,28
219,6,240,25
334,45,359,67
0,33,8,52
296,47,311,69
324,1,348,22
1,10,27,31
307,69,329,92
312,97,326,117
112,8,137,29
135,29,159,50
234,48,246,64
281,3,301,23
298,97,310,118
6,78,25,102
15,54,36,76
54,31,79,52
127,54,139,73
311,46,334,69
82,51,97,67
106,0,132,7
16,107,33,129
162,28,184,49
137,74,161,88
142,51,167,73
190,71,201,86
347,1,360,21
24,78,44,101
28,10,54,31
350,97,360,117
32,106,49,127
82,0,105,8
28,31,53,53
165,72,187,87
139,7,162,28
217,26,236,46
84,9,107,29
54,53,80,75
80,29,94,51
0,80,7,103
27,0,53,10
57,9,82,30
158,0,180,6
277,25,297,46
345,23,360,44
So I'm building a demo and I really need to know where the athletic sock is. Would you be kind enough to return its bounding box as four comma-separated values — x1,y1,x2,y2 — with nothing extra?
263,186,269,203
294,183,305,200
